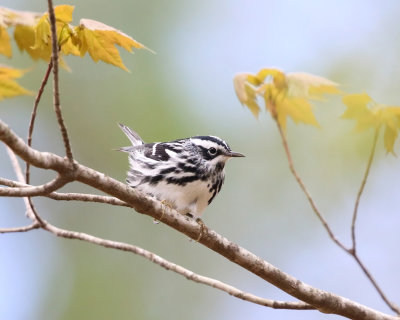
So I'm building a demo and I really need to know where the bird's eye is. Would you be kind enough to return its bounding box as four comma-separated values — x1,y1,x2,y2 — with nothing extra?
208,147,217,155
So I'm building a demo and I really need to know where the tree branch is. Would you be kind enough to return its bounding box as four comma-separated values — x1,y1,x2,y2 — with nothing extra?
0,175,69,197
276,121,348,251
26,59,53,184
0,177,129,207
43,221,313,310
351,128,379,251
47,0,74,162
0,223,39,234
0,120,396,320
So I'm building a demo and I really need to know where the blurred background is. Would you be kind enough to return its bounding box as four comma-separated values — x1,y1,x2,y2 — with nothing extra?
1,1,400,319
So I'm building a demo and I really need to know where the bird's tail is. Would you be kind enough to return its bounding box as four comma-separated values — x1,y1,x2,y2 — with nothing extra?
118,123,144,152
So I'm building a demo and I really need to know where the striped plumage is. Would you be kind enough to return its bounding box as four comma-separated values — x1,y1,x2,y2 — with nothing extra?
119,123,244,218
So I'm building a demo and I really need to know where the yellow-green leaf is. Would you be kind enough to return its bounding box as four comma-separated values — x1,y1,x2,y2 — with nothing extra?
32,15,51,50
233,68,339,131
0,66,32,100
59,24,80,56
286,72,340,99
14,24,41,60
341,93,380,132
342,93,400,154
0,26,11,57
74,18,147,71
233,73,261,117
384,126,397,154
256,68,286,89
276,97,319,131
54,5,74,24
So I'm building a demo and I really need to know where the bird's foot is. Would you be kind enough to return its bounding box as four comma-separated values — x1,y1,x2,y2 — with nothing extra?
154,200,174,224
185,213,206,242
195,217,206,242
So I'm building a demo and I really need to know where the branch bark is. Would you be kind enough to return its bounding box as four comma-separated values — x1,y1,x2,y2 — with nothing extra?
0,223,39,234
0,178,130,207
0,119,396,320
0,175,68,197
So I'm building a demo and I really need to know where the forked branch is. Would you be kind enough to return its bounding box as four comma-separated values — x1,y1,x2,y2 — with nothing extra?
276,121,400,315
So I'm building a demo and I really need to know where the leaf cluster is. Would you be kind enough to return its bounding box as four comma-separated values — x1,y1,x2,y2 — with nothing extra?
234,68,400,154
1,5,147,70
0,5,149,102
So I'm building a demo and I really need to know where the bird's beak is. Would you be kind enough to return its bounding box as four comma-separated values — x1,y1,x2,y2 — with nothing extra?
227,151,245,158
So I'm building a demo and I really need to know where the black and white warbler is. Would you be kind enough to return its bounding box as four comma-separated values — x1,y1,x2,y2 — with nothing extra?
118,123,244,218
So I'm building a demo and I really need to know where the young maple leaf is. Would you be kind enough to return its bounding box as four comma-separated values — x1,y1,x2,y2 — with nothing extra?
1,5,148,71
234,68,340,131
342,93,400,154
0,26,11,57
233,73,261,117
73,19,149,71
0,7,40,58
0,65,32,100
9,5,74,62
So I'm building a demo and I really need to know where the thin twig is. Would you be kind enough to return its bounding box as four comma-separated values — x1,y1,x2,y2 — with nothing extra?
276,122,400,315
7,146,50,225
0,177,130,207
348,128,400,315
44,222,313,310
7,146,36,220
47,192,131,206
351,128,379,252
0,223,39,234
276,121,348,251
26,59,53,184
47,0,74,162
354,253,400,314
0,175,69,197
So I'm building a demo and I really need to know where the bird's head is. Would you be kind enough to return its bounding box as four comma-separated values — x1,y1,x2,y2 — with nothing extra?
189,136,244,172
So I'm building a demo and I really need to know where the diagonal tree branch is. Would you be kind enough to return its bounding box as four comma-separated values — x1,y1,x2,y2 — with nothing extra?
4,142,313,311
0,119,396,320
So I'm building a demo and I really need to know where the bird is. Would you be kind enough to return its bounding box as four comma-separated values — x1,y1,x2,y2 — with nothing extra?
118,123,244,219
